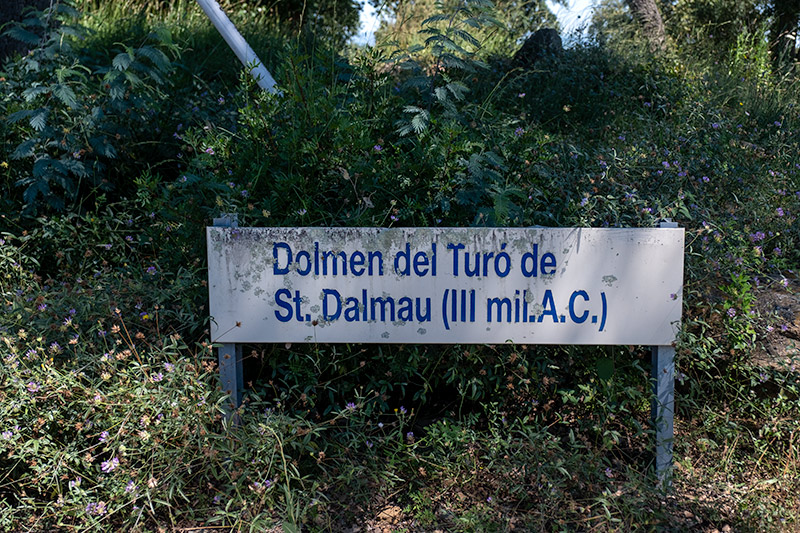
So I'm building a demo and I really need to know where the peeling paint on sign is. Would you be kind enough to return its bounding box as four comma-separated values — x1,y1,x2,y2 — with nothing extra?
207,227,684,345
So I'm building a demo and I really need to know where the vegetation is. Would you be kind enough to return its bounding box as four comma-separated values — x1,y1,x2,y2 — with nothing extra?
1,0,799,531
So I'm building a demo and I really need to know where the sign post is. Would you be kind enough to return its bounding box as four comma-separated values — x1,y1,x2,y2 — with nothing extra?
212,215,244,413
207,226,684,482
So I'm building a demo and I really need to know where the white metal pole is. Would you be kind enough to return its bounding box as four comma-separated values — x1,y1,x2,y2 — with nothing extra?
195,0,279,94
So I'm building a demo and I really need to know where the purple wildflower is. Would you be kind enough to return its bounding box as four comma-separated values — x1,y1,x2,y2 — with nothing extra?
100,457,119,473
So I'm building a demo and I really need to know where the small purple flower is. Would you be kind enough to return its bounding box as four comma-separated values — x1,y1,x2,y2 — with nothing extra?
514,127,524,137
373,144,382,152
580,197,589,207
777,207,785,217
773,247,782,256
213,495,221,505
99,431,109,443
605,467,613,478
151,372,164,383
296,208,307,216
204,147,215,155
345,402,356,411
781,278,789,288
100,457,119,473
146,266,157,275
711,122,720,129
617,135,625,141
27,382,40,393
643,102,652,107
69,308,77,316
406,431,414,441
702,176,710,183
241,190,249,198
662,161,670,168
37,303,47,311
517,92,525,97
68,477,81,489
164,362,174,373
781,324,789,332
125,481,136,493
1,431,12,439
487,496,493,503
727,308,736,318
218,97,225,104
399,406,407,415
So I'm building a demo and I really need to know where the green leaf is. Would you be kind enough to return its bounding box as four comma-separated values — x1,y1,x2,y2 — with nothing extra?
29,108,48,131
53,84,78,108
446,81,469,100
22,86,50,101
453,29,480,48
22,178,49,207
137,45,171,72
421,14,451,25
112,52,133,71
12,139,37,159
6,109,34,124
5,26,41,45
596,358,614,381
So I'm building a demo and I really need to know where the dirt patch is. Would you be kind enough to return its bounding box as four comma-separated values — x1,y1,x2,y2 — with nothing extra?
752,280,800,369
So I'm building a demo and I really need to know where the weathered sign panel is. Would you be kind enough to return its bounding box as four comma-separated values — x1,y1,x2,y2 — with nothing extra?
207,227,684,345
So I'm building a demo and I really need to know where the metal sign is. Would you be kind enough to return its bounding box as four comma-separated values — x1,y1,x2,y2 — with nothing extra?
207,227,684,345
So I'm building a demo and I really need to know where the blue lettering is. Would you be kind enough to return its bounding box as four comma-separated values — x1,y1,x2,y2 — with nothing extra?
322,289,342,321
273,242,291,275
537,290,558,323
569,290,589,323
274,289,293,322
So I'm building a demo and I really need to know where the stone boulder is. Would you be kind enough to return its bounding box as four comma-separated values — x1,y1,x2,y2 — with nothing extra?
513,28,563,67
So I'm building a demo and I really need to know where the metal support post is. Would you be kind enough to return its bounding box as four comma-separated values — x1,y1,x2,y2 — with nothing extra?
213,214,244,418
651,218,679,488
651,344,675,488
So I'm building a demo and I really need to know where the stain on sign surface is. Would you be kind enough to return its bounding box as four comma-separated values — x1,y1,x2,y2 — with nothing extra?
207,227,684,345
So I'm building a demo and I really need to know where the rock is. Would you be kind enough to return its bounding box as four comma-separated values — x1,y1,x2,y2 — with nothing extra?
513,28,563,67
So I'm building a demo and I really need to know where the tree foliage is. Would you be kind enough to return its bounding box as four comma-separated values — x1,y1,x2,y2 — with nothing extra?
373,0,565,57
